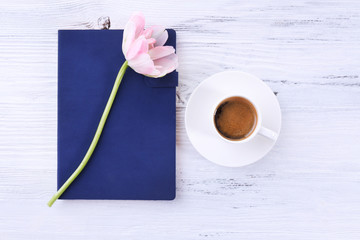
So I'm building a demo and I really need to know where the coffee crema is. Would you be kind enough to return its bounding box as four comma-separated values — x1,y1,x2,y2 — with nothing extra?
214,96,257,141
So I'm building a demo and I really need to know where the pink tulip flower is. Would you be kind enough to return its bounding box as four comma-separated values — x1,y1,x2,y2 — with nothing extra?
122,12,178,78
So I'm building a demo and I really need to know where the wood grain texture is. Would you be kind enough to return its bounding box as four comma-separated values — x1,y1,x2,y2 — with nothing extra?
1,0,360,239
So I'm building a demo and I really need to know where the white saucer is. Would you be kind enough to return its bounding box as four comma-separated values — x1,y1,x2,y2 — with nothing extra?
185,71,281,167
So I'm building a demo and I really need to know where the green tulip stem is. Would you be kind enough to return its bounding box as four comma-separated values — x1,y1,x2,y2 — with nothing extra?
48,61,129,207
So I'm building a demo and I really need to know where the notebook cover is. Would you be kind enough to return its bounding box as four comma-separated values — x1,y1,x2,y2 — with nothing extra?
58,29,177,200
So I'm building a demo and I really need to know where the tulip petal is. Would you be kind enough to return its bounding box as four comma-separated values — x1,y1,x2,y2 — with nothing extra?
146,38,156,46
148,46,175,60
154,30,168,47
128,53,160,76
142,28,153,39
150,25,165,38
126,35,148,60
122,12,145,55
122,21,136,55
152,53,178,78
150,25,168,47
129,12,145,38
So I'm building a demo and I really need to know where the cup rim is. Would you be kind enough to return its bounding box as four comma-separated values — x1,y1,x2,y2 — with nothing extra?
212,95,262,144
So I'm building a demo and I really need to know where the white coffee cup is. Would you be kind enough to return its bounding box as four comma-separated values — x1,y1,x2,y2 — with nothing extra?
212,95,277,143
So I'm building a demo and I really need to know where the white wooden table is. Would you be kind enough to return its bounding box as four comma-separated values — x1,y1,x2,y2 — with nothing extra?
1,0,360,239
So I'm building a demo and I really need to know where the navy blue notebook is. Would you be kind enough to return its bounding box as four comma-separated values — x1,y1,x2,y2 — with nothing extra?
58,29,177,200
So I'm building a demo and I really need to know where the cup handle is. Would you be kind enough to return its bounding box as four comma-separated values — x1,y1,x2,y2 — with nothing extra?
258,127,278,141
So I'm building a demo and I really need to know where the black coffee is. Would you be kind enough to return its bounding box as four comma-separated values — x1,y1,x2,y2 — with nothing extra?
214,96,257,141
